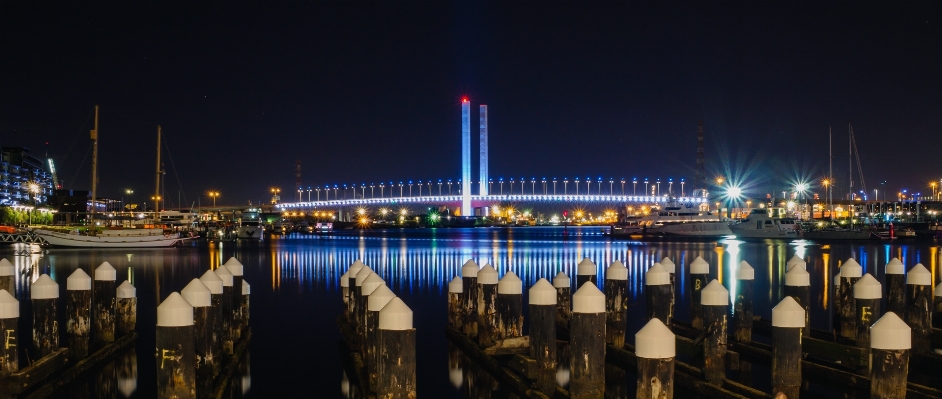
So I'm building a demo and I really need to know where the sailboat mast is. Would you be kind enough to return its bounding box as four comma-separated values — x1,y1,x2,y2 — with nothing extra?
829,126,832,223
848,123,853,201
154,125,161,213
90,105,99,227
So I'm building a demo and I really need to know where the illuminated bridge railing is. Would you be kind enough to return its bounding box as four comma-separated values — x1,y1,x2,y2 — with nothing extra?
275,194,709,209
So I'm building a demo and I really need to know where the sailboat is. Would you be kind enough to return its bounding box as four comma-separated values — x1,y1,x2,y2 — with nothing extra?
32,106,188,247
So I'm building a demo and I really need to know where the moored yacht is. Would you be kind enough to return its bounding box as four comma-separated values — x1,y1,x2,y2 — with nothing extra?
620,196,732,237
730,208,801,239
235,208,264,239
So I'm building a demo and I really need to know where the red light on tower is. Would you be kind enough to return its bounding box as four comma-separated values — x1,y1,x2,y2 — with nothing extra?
461,97,469,103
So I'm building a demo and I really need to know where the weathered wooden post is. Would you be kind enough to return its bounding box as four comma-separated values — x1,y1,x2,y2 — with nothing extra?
635,318,675,399
785,255,805,272
496,270,523,340
367,284,396,391
854,273,882,349
360,273,385,358
734,260,754,343
604,260,628,348
838,258,862,339
346,260,365,322
461,259,479,338
377,297,416,399
660,256,676,309
553,271,572,327
0,258,13,297
771,296,804,399
116,281,137,336
353,265,375,346
934,282,942,329
570,282,605,398
831,271,840,333
241,280,250,330
476,264,499,348
94,261,117,348
223,258,244,341
32,274,59,357
0,289,18,378
199,269,223,373
689,256,710,329
448,276,462,329
869,312,910,399
340,270,349,319
156,292,196,399
884,257,906,318
701,279,728,386
576,257,597,289
66,268,92,359
181,279,214,399
529,278,557,394
784,266,811,337
645,263,671,328
906,263,932,354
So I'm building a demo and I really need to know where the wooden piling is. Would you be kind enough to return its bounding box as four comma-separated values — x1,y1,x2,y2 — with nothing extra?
93,261,117,349
0,289,18,378
645,263,672,328
838,258,862,339
906,263,932,354
604,260,628,348
340,271,350,320
661,257,676,312
367,283,396,392
241,280,250,331
360,273,385,360
354,265,375,349
377,297,416,399
496,270,523,341
869,312,910,399
734,260,754,343
346,260,365,323
31,274,59,358
156,292,196,399
831,271,840,333
182,278,214,399
576,257,597,289
529,278,557,394
635,318,675,399
553,271,571,327
689,256,710,329
223,257,244,341
784,266,811,338
66,268,92,359
853,273,882,349
934,282,942,329
476,264,499,348
0,258,13,298
448,276,462,329
771,296,804,399
115,281,137,337
461,259,479,339
570,282,606,399
199,269,224,375
701,279,728,386
884,257,907,318
214,265,235,355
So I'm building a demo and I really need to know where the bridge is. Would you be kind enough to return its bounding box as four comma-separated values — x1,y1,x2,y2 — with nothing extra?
275,193,708,211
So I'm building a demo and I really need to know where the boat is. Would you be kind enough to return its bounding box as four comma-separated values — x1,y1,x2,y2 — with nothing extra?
729,208,801,239
617,196,732,237
235,209,264,239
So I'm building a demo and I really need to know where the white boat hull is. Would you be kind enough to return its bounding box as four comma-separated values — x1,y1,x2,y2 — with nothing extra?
32,229,185,248
657,222,732,236
237,226,263,239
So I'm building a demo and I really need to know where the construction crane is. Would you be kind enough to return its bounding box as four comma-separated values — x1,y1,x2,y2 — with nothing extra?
46,142,61,189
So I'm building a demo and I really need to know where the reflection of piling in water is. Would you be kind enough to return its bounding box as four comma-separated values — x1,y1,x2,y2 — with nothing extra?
553,272,571,328
461,259,480,339
448,343,463,390
115,281,137,337
645,263,671,329
223,257,244,341
734,261,754,343
67,269,92,360
94,262,117,349
496,270,522,342
570,282,605,398
0,259,14,298
477,265,499,348
853,274,882,349
701,279,728,386
117,348,138,399
838,258,862,339
448,277,463,330
576,257,597,289
377,297,416,398
156,292,196,399
182,278,214,399
689,256,709,329
771,296,804,399
604,260,627,348
869,312,910,399
556,341,571,389
784,266,810,337
32,274,59,358
367,284,396,392
906,264,932,354
215,265,235,356
884,258,906,318
529,278,557,394
0,289,18,378
635,318,675,399
95,357,116,399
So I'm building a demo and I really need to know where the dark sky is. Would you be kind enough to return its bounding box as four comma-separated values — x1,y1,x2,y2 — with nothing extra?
2,2,940,207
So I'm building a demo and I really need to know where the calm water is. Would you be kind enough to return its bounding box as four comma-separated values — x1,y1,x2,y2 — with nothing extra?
2,227,940,398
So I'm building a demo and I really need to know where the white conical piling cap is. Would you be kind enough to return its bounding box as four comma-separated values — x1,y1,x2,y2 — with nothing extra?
885,258,905,275
223,257,244,276
31,274,59,299
660,257,675,274
378,297,413,330
736,260,755,281
701,280,729,306
67,268,92,291
772,296,805,328
553,272,570,288
529,278,557,305
0,289,18,319
577,257,597,276
936,282,942,297
784,267,810,287
606,260,628,281
355,266,374,287
200,269,224,294
906,264,931,286
854,273,882,299
361,273,385,296
340,272,349,288
572,282,605,314
0,258,13,276
181,278,211,307
786,259,806,272
786,255,804,269
157,292,194,327
368,284,396,312
690,256,710,274
242,280,250,295
461,259,479,277
215,265,234,287
833,273,840,286
477,264,498,285
645,263,670,286
448,276,462,293
870,312,911,350
95,261,117,281
116,280,136,299
348,260,364,279
840,258,862,278
498,271,522,294
635,318,675,359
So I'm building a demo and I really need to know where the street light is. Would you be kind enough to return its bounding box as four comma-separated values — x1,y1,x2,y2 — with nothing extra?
123,188,133,213
633,178,637,195
208,191,219,207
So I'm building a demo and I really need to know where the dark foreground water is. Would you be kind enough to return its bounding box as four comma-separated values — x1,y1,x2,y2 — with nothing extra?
2,227,940,398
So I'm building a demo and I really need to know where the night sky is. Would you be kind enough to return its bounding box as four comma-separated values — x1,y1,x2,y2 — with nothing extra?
2,2,940,207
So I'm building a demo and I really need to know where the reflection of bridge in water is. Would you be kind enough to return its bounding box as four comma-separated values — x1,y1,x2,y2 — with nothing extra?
275,194,709,212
